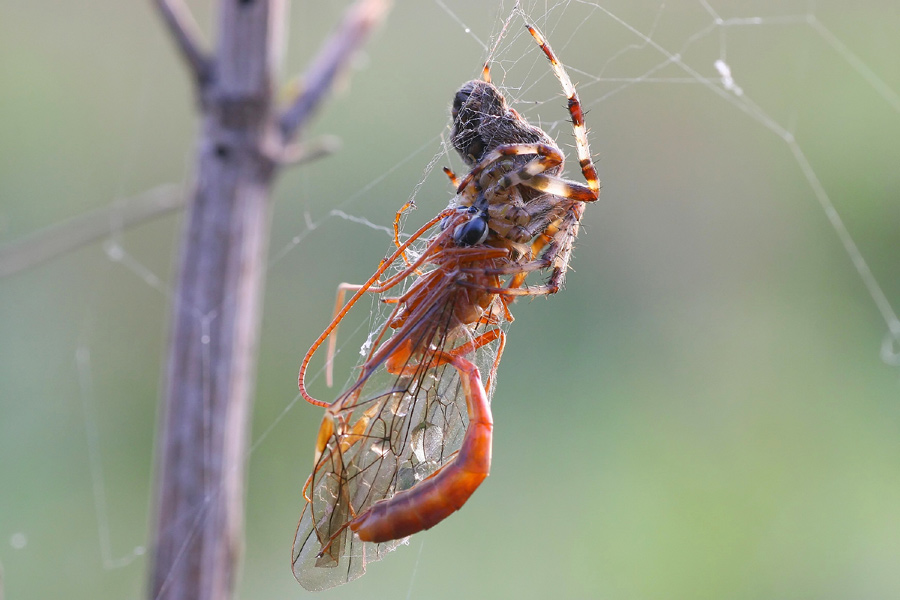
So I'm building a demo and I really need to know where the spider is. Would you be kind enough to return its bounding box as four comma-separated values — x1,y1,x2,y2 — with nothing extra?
292,21,600,591
447,24,599,292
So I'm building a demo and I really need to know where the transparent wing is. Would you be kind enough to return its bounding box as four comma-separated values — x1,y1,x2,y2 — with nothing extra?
292,286,504,591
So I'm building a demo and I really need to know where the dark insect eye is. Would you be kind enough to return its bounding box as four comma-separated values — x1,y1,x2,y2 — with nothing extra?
453,214,489,246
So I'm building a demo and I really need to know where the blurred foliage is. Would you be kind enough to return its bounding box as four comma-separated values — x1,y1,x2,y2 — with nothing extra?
1,1,899,599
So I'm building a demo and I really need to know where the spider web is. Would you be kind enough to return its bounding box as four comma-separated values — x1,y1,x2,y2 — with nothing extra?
1,1,899,599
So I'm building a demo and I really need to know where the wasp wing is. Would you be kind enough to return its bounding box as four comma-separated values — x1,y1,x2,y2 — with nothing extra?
293,288,503,591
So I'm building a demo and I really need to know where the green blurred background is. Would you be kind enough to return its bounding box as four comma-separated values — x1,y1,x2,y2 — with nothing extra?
2,1,899,598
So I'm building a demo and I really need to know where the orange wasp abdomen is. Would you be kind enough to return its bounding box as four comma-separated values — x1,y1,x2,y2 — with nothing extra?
350,352,492,542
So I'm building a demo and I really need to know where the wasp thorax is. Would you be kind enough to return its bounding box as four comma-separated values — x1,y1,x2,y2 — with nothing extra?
452,207,489,246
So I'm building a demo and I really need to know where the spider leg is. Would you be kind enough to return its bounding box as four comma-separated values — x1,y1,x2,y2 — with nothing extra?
456,142,562,193
526,23,600,199
462,139,595,247
518,173,598,203
442,166,460,187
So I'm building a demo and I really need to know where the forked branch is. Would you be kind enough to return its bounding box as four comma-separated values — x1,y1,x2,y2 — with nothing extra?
152,0,211,83
280,0,391,142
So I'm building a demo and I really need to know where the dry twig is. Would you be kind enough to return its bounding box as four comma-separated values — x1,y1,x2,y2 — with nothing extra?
148,1,390,599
